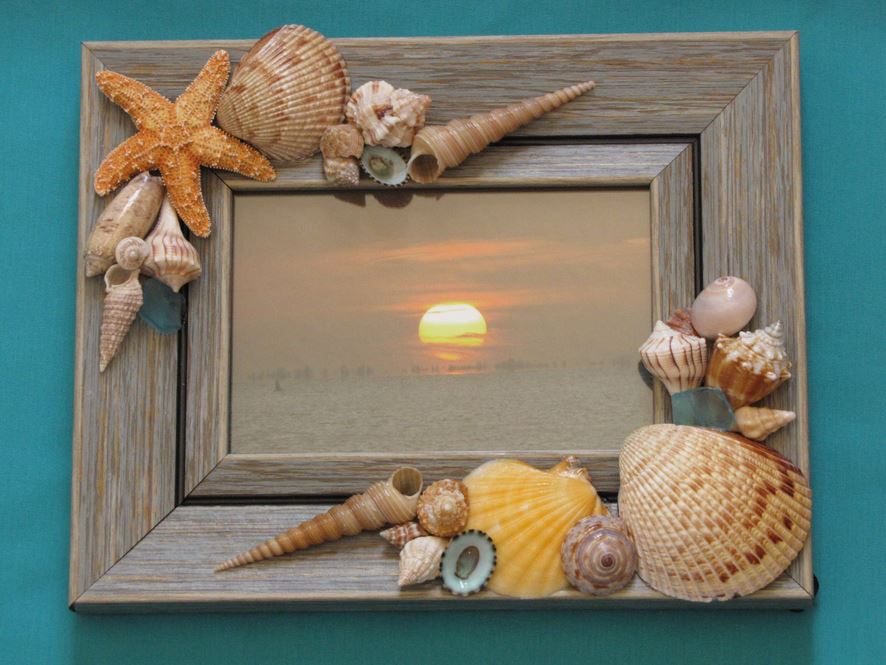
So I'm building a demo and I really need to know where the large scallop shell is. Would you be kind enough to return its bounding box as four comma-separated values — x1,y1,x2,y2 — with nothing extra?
619,424,811,602
705,321,792,408
216,25,350,161
639,321,708,394
463,457,608,598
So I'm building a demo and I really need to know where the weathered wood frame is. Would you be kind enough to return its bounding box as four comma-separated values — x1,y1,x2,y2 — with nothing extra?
71,32,810,611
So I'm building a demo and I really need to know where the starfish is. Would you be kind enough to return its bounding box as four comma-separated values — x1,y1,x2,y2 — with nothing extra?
94,50,276,237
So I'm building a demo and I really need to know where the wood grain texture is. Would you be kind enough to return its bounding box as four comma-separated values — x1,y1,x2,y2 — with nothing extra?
74,505,811,612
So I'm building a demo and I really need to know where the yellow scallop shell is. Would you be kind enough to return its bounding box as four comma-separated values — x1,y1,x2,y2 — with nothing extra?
463,457,607,598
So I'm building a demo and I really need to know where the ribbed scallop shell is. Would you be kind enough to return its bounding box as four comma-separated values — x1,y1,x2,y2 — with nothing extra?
398,536,448,587
706,321,792,408
561,516,637,596
639,321,708,394
100,265,143,372
463,457,608,598
619,424,811,602
216,25,350,161
417,479,469,537
345,81,431,148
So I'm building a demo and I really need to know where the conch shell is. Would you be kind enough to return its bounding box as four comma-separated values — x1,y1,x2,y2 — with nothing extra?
416,479,469,537
464,457,607,598
561,516,637,596
99,265,143,372
639,321,708,394
141,197,202,293
407,81,595,183
733,406,796,441
114,236,150,271
216,25,350,161
216,467,423,571
705,321,792,408
398,536,448,587
619,424,811,602
380,521,427,548
84,172,163,277
345,80,431,148
690,276,757,339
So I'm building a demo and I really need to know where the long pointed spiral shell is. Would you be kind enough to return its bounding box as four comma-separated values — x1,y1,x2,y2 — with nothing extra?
380,521,427,548
99,265,143,372
141,197,202,293
407,81,595,183
733,406,796,441
639,321,708,394
398,536,448,587
216,467,423,571
561,516,637,596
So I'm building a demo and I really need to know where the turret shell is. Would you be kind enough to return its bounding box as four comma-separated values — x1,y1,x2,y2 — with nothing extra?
639,321,708,395
99,265,143,372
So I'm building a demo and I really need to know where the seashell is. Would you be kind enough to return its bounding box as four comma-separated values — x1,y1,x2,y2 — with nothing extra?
705,321,792,408
85,172,164,277
407,81,595,184
561,516,637,596
440,530,497,596
216,467,423,571
114,236,150,271
639,321,708,395
733,406,796,441
99,265,143,372
216,25,350,162
323,156,360,186
360,146,408,186
398,536,448,587
380,521,427,548
345,81,431,148
417,479,469,537
141,197,202,293
463,457,608,598
619,424,811,602
666,308,699,337
320,124,364,159
690,276,757,339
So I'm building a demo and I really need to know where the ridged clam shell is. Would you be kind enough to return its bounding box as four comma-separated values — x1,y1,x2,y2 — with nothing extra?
464,457,608,598
619,424,811,602
345,80,431,148
690,276,757,339
380,522,427,548
216,25,350,161
141,197,202,293
417,479,469,537
706,321,792,408
398,536,448,587
639,321,708,394
561,516,637,596
733,406,796,441
99,265,143,372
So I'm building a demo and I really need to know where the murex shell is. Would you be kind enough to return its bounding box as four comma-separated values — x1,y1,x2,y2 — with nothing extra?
464,457,608,598
706,321,792,408
416,479,469,537
99,265,143,372
690,276,757,339
619,424,811,602
398,536,448,587
639,321,708,394
561,516,637,596
345,80,431,148
216,25,350,161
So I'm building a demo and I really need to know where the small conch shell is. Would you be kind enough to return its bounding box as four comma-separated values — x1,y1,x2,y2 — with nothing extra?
407,81,595,184
398,536,448,587
141,197,202,293
114,236,150,271
360,146,407,186
416,479,469,537
639,321,708,394
705,321,792,408
99,265,143,372
561,516,637,596
733,406,796,441
346,81,431,148
84,172,164,277
690,276,757,339
216,467,423,571
380,522,427,548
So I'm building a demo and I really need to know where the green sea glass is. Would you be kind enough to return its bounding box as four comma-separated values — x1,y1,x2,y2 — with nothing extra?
671,387,736,431
139,278,184,334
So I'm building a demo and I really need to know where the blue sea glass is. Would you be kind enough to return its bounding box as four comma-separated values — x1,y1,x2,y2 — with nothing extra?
139,278,184,334
671,387,736,431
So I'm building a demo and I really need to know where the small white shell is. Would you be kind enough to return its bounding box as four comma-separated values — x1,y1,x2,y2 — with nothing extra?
114,236,150,271
398,536,448,587
360,146,407,186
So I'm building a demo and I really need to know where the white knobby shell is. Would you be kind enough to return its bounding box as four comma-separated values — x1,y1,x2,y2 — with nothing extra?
345,81,431,148
398,536,448,587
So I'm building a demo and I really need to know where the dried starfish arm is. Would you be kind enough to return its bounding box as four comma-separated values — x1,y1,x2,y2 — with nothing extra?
190,126,276,180
94,133,162,195
175,50,231,128
157,152,212,237
95,71,172,133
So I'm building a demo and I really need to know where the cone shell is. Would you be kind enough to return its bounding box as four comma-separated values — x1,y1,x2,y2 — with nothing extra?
407,81,595,184
417,479,469,537
322,156,360,186
561,516,637,596
345,80,431,148
619,424,811,602
690,276,757,339
141,197,202,293
99,265,143,372
380,522,427,548
733,406,796,441
84,172,164,277
216,467,423,571
398,536,448,587
114,236,150,271
706,321,792,408
463,457,608,598
216,25,350,161
639,321,708,394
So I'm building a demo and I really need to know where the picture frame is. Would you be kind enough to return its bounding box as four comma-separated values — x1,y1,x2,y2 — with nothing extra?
71,31,810,611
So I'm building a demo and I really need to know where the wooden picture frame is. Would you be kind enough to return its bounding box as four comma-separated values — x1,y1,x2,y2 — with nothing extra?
71,32,810,611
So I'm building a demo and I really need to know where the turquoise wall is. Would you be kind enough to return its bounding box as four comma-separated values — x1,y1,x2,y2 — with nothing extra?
2,1,883,663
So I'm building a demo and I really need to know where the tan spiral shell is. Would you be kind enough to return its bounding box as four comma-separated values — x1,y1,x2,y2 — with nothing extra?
345,80,431,148
320,124,364,159
619,424,811,602
416,479,469,537
639,321,708,394
99,265,143,372
398,536,448,587
380,521,427,548
407,81,595,183
733,406,796,441
114,236,150,271
216,25,350,161
561,516,638,596
141,197,202,293
216,467,423,571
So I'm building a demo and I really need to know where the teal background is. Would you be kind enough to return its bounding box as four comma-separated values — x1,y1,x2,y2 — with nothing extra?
1,0,883,662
